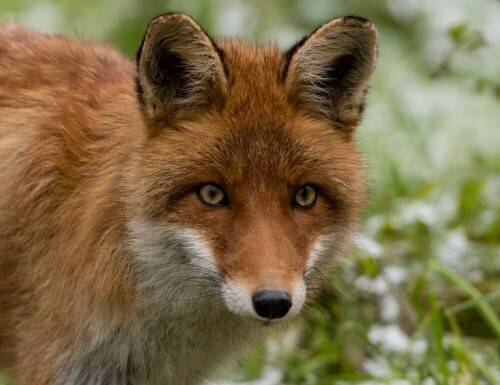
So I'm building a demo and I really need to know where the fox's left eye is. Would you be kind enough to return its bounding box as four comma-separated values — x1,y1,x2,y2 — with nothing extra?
292,184,317,208
196,183,228,207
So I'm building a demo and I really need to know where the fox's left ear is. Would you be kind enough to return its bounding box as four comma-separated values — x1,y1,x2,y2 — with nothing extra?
284,16,378,133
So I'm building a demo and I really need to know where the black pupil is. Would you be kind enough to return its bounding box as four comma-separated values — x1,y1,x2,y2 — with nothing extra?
207,185,219,200
300,187,311,200
295,185,315,207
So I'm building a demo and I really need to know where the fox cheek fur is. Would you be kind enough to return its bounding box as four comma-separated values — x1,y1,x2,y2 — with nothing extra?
0,12,377,385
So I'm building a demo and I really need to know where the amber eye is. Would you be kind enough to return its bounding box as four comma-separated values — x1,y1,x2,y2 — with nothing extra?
292,184,317,208
196,183,228,207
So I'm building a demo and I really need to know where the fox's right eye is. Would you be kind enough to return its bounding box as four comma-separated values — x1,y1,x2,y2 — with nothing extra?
196,183,229,207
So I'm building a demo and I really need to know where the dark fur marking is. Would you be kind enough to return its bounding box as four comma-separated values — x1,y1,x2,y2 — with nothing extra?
325,54,357,88
341,15,372,27
135,75,145,106
135,32,147,65
134,21,149,106
281,34,309,83
213,42,230,80
154,48,190,99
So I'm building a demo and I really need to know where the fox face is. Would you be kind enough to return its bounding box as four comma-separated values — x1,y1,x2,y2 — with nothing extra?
129,13,377,323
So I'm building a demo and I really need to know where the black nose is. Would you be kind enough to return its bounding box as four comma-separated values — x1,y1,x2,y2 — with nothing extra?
252,290,292,319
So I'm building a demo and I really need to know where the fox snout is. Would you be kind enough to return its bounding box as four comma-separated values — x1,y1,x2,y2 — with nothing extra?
221,279,306,322
204,214,316,322
214,226,316,321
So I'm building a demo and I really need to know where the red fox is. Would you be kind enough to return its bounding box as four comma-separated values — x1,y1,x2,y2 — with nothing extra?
0,13,377,385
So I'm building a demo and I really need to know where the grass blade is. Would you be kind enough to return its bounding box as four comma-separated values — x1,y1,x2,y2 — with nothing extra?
429,259,500,339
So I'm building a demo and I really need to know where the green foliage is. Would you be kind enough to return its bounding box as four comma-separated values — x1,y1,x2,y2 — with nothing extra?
0,372,11,385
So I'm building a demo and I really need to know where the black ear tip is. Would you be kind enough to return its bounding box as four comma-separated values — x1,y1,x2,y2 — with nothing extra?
340,15,375,29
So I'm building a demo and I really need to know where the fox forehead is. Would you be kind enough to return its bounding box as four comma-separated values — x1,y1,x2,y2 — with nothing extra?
214,41,287,106
141,113,363,209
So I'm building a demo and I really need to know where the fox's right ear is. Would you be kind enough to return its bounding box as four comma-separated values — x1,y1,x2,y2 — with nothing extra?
136,13,228,124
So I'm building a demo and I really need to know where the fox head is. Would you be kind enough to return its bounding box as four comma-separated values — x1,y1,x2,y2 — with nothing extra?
129,13,377,322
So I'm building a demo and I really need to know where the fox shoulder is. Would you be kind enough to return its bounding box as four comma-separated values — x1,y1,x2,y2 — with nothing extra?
0,23,135,104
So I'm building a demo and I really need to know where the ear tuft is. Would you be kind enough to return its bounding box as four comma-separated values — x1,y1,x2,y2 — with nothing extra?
284,16,378,133
136,13,227,124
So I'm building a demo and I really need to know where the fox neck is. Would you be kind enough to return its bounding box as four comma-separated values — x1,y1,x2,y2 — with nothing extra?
64,290,267,385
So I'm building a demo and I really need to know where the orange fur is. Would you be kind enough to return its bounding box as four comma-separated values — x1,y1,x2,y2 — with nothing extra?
0,14,377,385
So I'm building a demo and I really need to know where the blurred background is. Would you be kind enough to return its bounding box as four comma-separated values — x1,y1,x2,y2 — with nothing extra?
1,1,499,384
